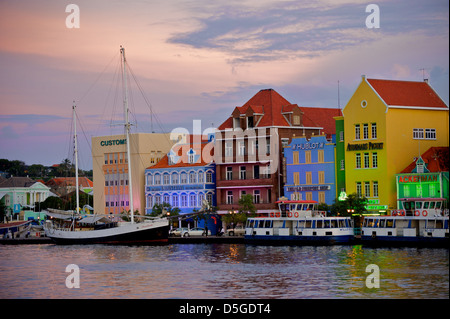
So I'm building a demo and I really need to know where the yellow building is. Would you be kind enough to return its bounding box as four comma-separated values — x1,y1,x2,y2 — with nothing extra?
92,133,185,215
342,76,449,212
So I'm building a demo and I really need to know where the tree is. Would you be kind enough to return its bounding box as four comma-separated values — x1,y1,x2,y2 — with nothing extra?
330,193,367,216
149,202,180,218
238,194,256,215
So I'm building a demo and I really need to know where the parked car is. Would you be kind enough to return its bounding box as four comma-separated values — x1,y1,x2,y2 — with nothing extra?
169,227,188,237
227,226,245,236
182,227,211,237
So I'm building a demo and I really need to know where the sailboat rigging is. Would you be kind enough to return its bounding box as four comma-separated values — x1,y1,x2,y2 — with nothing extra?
44,47,170,244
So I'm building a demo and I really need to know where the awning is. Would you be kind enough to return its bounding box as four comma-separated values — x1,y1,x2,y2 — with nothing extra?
78,216,111,224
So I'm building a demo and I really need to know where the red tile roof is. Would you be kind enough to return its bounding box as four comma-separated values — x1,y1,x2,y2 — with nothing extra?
218,88,341,136
401,147,449,173
367,78,448,109
46,177,93,188
147,135,214,170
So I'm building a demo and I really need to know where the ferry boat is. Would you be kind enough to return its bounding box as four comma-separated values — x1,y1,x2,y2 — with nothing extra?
361,198,449,247
244,200,354,245
44,47,169,245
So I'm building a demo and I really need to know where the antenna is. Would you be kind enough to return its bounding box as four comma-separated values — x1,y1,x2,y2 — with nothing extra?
419,68,428,82
337,80,341,112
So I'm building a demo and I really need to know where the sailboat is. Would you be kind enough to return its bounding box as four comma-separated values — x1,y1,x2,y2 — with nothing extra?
44,47,170,244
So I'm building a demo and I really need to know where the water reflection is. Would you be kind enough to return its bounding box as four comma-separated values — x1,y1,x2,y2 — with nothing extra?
0,244,448,299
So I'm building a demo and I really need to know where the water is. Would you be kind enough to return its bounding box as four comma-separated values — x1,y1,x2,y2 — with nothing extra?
0,244,448,299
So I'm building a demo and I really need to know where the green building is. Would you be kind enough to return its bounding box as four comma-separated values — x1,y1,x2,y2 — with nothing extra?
334,116,346,198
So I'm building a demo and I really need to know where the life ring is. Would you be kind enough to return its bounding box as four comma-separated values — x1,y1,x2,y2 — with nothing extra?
294,212,299,218
414,210,420,216
288,212,293,217
275,212,281,217
392,210,397,216
269,212,274,217
399,210,405,216
422,210,428,217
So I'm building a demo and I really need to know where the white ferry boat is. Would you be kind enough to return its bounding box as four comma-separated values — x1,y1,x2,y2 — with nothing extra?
361,198,449,247
244,200,354,245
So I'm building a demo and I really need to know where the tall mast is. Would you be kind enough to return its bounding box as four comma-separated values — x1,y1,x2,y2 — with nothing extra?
120,46,134,224
73,101,80,213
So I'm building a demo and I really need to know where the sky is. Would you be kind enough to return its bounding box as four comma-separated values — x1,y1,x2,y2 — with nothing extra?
0,0,448,170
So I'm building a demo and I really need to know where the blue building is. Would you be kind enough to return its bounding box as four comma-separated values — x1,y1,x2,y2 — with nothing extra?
283,135,336,206
144,135,218,232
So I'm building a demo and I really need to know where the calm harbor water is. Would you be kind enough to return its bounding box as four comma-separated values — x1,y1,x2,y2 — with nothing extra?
0,243,448,299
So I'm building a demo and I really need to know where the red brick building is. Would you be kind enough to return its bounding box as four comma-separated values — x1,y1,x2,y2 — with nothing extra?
214,88,340,214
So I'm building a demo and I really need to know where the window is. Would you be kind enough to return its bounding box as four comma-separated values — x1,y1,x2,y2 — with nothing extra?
189,172,196,184
306,172,312,185
372,152,378,168
155,195,161,205
154,174,161,185
164,195,170,204
190,194,197,207
104,154,108,165
181,173,187,184
189,152,195,164
207,193,213,205
293,151,299,164
253,165,260,179
198,172,204,183
305,151,311,164
179,194,186,207
172,194,179,207
294,172,300,185
293,115,300,125
226,167,233,180
172,173,179,184
240,190,246,198
206,172,213,183
225,141,233,157
364,153,370,168
163,174,170,185
238,141,246,156
240,166,246,180
425,128,436,140
305,192,313,201
355,124,361,140
364,182,370,197
318,150,324,163
253,190,260,204
339,131,344,142
319,192,325,204
413,128,424,139
371,123,377,139
403,184,410,197
318,171,325,184
373,181,379,197
247,116,254,128
227,191,233,204
363,124,369,139
340,159,345,170
266,137,270,154
356,153,361,169
356,182,362,196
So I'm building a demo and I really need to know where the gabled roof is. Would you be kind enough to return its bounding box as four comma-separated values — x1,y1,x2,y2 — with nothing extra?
147,135,214,170
366,78,448,109
46,177,93,188
299,107,342,136
218,89,298,129
401,147,449,173
0,176,36,188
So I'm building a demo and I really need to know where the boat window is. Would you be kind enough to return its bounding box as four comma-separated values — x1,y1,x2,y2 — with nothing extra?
429,201,435,209
316,220,323,228
248,220,254,228
338,219,346,228
346,219,352,228
305,220,312,228
367,219,374,227
403,201,413,210
415,202,422,209
330,220,337,228
265,220,272,228
298,220,305,228
290,204,297,211
435,202,442,209
423,202,429,209
427,220,435,229
436,220,443,229
258,220,266,228
324,220,330,228
386,219,394,228
379,219,385,228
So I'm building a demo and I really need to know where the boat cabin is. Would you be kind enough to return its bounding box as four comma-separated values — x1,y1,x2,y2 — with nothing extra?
394,198,448,217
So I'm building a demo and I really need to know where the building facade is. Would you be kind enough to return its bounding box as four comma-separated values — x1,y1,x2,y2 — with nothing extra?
342,76,449,213
144,135,216,216
0,177,51,218
92,133,184,215
283,135,337,205
214,89,340,214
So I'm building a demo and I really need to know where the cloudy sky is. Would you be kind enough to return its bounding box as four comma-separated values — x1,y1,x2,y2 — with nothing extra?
0,0,448,170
